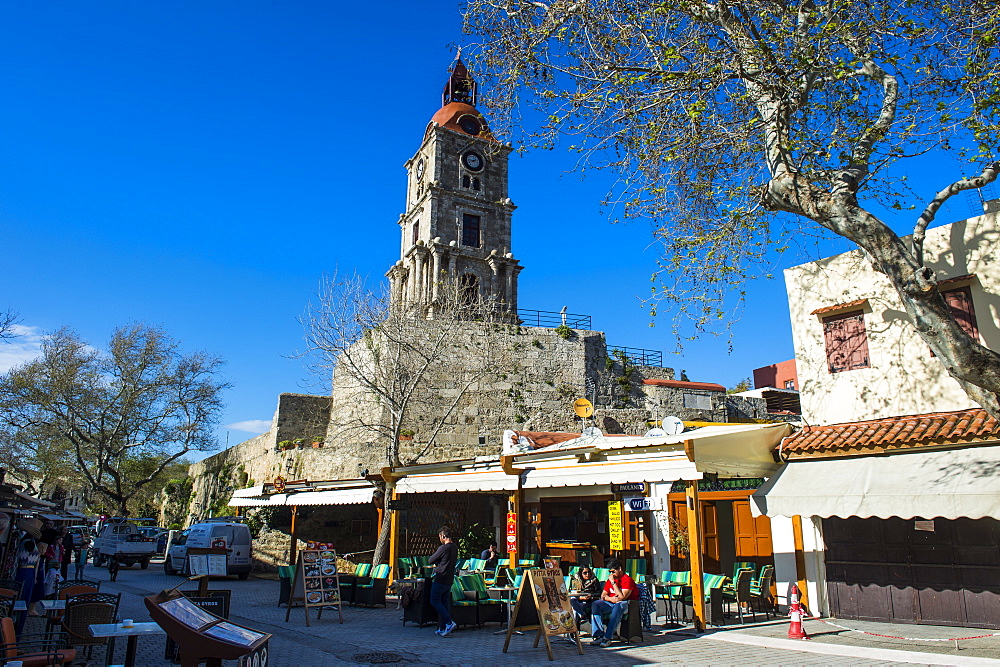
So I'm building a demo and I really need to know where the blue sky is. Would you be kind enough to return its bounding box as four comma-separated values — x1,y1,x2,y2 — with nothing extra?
0,1,983,459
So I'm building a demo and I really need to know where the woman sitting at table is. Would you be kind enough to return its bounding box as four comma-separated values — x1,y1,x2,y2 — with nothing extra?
569,566,600,621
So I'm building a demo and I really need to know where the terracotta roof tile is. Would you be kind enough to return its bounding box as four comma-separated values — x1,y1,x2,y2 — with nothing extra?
641,379,726,392
810,298,869,316
782,408,1000,458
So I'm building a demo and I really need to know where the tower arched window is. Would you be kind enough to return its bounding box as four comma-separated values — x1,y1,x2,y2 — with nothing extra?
412,222,419,246
460,273,480,305
472,178,480,191
462,174,471,188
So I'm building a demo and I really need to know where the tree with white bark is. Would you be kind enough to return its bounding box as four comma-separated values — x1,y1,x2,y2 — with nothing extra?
301,272,529,565
463,0,1000,415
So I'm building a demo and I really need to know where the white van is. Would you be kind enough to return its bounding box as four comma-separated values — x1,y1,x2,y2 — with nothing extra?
164,519,252,579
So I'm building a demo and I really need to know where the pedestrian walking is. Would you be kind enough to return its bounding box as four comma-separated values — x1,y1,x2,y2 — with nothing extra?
75,538,90,580
427,526,458,637
60,526,74,580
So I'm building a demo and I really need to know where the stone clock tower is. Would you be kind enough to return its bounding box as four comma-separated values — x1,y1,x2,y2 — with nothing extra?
386,58,522,320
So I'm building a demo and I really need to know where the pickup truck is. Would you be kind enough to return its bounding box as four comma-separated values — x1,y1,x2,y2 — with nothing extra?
91,520,158,569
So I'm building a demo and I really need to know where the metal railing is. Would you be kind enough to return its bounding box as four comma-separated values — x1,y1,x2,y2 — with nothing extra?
517,309,592,330
608,345,664,368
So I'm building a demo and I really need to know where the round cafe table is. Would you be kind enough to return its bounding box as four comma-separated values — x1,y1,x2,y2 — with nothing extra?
487,587,522,635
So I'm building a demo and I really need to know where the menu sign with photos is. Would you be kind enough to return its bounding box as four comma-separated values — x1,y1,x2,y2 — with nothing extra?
502,568,583,661
284,545,343,626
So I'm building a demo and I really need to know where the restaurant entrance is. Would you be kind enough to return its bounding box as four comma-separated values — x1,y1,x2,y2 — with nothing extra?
667,481,774,575
527,496,612,568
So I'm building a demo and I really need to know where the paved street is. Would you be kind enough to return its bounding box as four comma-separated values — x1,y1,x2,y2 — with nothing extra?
37,563,999,666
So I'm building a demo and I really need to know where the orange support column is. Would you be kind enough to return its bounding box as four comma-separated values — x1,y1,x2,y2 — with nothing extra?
388,485,400,584
685,479,706,632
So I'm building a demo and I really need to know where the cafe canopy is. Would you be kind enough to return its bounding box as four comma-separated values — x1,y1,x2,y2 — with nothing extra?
228,478,375,507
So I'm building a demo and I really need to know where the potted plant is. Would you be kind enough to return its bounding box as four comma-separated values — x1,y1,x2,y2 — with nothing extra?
398,429,415,441
311,436,324,449
278,440,295,452
293,437,308,449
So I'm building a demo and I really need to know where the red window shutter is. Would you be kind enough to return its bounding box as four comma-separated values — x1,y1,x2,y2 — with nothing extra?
942,287,979,341
823,310,870,373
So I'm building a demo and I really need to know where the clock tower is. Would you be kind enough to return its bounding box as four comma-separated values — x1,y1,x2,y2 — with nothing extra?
386,58,522,320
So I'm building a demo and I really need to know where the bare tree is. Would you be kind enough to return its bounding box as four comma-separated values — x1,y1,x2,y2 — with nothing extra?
0,324,227,514
0,309,19,341
302,272,528,565
464,0,1000,415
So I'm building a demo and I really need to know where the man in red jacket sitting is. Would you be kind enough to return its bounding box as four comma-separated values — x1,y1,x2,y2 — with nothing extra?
589,559,637,647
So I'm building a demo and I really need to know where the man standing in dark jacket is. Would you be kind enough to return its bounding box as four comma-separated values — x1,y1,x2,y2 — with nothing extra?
427,525,458,636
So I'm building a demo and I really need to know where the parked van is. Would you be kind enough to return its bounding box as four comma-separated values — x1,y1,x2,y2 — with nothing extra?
164,519,252,579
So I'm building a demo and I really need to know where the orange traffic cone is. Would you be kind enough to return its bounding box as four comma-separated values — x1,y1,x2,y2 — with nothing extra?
787,584,809,640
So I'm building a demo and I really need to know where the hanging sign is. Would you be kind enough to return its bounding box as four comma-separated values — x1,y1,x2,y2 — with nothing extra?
502,569,583,660
506,512,517,554
624,496,662,511
607,501,624,551
611,482,646,494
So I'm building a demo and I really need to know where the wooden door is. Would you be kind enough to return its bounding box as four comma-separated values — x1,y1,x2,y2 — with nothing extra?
668,499,721,573
823,516,1000,629
623,509,651,563
731,499,774,565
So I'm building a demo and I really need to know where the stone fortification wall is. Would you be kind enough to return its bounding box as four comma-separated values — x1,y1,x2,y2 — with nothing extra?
186,393,332,524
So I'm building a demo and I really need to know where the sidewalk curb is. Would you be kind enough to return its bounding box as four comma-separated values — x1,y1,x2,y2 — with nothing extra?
708,631,1000,665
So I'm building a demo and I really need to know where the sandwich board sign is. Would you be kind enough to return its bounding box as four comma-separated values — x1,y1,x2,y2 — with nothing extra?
502,568,583,661
284,547,343,626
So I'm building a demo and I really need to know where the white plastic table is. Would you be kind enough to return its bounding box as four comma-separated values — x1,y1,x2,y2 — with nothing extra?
89,622,166,667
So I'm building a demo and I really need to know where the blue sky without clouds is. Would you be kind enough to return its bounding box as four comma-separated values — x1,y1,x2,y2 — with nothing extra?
1,1,982,460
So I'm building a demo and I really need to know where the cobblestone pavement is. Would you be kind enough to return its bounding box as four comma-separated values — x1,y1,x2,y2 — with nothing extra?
38,564,999,666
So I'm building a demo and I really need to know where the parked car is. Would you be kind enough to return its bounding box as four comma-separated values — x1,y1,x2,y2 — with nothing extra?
165,519,252,579
137,527,169,554
67,525,92,548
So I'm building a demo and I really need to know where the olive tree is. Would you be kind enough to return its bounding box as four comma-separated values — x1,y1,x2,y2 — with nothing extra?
464,0,1000,415
0,324,227,514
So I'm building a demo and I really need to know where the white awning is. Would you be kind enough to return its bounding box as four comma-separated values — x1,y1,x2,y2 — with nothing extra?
396,470,517,494
751,445,1000,519
285,487,375,506
228,483,374,507
523,455,701,489
228,493,287,507
231,485,266,499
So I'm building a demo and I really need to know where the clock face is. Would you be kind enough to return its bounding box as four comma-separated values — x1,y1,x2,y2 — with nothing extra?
458,114,482,136
462,151,484,172
415,158,425,179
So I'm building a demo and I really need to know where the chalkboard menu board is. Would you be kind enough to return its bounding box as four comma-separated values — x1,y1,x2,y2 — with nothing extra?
284,548,343,626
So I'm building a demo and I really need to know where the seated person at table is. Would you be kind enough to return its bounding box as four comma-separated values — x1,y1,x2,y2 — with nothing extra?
479,541,499,570
589,559,637,647
570,566,600,621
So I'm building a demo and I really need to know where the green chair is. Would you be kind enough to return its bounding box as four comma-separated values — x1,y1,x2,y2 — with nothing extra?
455,558,469,573
353,564,391,607
339,563,372,603
591,567,611,584
412,556,433,577
460,574,504,626
398,557,414,579
624,558,647,581
517,557,539,568
449,577,481,627
682,573,730,626
749,565,774,619
722,568,755,623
